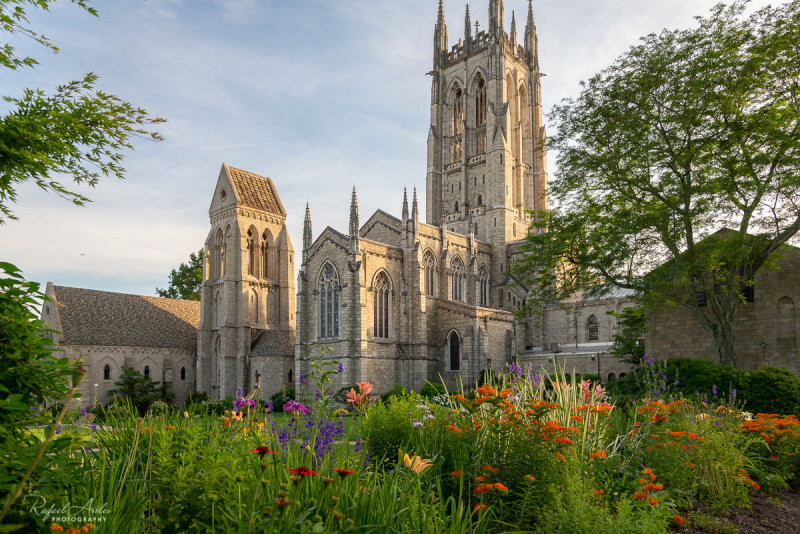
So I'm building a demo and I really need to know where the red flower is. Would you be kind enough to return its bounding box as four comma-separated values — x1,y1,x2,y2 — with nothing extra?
275,498,292,508
450,469,462,477
333,468,356,478
673,515,684,525
472,503,487,514
288,466,318,476
250,446,278,455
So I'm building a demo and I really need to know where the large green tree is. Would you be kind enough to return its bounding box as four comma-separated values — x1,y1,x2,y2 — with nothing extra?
514,0,800,366
156,249,204,301
0,2,162,527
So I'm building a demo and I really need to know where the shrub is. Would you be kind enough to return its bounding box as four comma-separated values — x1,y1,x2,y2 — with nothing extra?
362,396,416,469
739,366,800,416
419,381,446,399
380,383,407,403
269,387,295,413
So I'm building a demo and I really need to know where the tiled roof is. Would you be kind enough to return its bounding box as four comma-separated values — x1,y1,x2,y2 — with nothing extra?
250,330,294,357
228,166,285,216
51,286,200,350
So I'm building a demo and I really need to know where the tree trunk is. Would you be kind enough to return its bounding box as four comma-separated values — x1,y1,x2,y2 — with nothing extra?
711,308,737,366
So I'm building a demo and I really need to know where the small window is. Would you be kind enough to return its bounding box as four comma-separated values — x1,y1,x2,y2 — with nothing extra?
587,314,599,341
696,291,708,307
474,222,478,234
607,373,616,382
448,331,461,371
288,369,293,382
477,194,483,206
103,364,110,381
742,283,754,303
482,175,485,184
180,366,186,381
144,365,150,379
454,201,459,213
219,188,227,201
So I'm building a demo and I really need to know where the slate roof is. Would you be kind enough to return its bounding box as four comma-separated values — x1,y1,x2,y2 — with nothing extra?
51,286,200,350
228,166,285,216
250,330,295,357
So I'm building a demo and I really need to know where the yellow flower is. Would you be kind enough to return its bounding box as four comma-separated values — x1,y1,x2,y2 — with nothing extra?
402,451,432,474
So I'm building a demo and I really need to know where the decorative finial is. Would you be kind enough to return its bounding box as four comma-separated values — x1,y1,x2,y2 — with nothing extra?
402,187,409,221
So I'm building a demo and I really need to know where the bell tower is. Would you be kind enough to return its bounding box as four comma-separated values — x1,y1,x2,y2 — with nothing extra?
425,0,548,247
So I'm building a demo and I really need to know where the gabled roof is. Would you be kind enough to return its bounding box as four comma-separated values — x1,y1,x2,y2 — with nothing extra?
227,166,286,216
250,330,294,357
50,286,200,350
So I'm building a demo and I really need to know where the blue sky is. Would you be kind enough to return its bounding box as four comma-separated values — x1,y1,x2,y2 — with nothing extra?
0,0,773,297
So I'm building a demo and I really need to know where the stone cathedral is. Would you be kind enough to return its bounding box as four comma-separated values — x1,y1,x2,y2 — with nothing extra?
295,0,549,393
43,1,637,408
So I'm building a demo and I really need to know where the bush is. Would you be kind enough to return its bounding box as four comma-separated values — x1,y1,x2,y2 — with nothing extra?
269,387,295,413
108,366,174,416
606,357,800,416
419,381,446,399
739,367,800,416
380,383,407,403
362,396,416,469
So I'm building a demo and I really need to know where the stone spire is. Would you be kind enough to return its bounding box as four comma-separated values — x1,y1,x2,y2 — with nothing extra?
302,202,312,263
434,0,448,65
412,187,419,221
349,186,360,255
489,0,504,39
464,4,472,49
510,10,517,46
524,0,537,67
402,187,409,221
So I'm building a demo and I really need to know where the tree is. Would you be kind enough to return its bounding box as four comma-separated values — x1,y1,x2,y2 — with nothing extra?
0,2,163,527
0,0,164,224
607,306,646,364
108,366,173,416
156,249,204,301
513,1,800,366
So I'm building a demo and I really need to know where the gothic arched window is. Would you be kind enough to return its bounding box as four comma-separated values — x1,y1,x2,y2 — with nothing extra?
587,314,599,341
144,365,150,379
103,364,110,381
451,257,465,302
214,228,225,279
452,86,463,162
250,289,259,325
423,250,436,297
318,264,340,339
246,228,256,277
180,366,186,381
475,76,487,153
260,231,270,279
373,272,390,339
607,372,616,382
477,194,483,206
448,331,461,371
478,265,489,307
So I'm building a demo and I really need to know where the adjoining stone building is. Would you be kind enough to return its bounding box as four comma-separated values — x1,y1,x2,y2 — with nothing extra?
646,238,800,375
41,284,200,406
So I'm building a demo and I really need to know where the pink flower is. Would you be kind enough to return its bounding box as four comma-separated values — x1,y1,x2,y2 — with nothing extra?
346,388,365,406
594,383,606,400
357,382,373,395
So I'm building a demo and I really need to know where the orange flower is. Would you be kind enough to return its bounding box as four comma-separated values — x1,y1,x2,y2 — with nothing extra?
494,482,509,492
589,450,607,460
474,475,485,483
450,469,462,477
594,489,605,496
633,491,646,500
481,464,499,473
555,437,573,445
498,389,512,398
638,478,646,485
667,430,686,438
473,485,489,495
554,452,565,461
673,515,684,525
648,496,659,506
750,481,760,491
524,474,536,482
472,503,487,514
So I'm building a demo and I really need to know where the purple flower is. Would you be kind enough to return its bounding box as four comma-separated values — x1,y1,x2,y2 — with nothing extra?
315,389,322,401
81,407,86,417
265,400,274,413
55,425,61,435
300,373,306,385
283,400,308,415
91,423,97,433
732,389,737,399
412,420,424,429
674,380,680,386
337,363,344,374
354,437,361,452
237,387,243,398
712,385,717,396
363,452,370,468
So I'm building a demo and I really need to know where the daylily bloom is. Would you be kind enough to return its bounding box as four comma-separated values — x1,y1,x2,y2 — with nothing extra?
357,381,373,395
333,467,356,478
402,451,432,474
250,446,278,455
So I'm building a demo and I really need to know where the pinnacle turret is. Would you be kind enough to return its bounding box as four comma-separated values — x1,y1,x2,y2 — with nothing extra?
524,0,537,67
434,0,448,65
489,0,504,39
302,202,312,261
402,187,409,221
412,188,419,221
510,10,517,45
464,4,472,48
349,187,359,254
